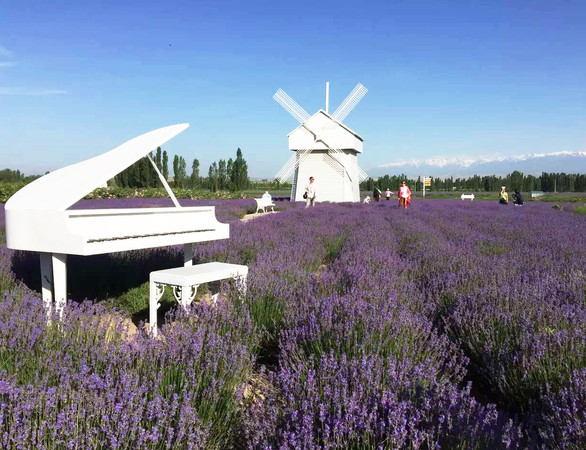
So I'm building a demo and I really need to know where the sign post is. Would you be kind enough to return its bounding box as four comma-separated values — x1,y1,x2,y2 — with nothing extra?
423,176,431,197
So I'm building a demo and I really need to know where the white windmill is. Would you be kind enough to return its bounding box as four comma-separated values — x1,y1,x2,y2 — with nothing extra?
273,82,369,202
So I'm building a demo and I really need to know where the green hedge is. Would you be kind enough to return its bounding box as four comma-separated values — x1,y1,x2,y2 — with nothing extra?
0,182,27,203
84,186,249,200
0,182,251,203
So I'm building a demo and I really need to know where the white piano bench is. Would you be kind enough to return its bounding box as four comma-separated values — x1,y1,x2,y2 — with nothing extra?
149,262,248,336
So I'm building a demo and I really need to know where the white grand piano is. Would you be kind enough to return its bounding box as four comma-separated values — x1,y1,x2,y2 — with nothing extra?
5,123,229,317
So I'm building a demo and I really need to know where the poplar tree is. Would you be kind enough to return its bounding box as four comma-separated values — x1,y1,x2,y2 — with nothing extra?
191,158,200,188
178,156,187,188
227,158,233,190
218,159,227,190
155,147,162,170
173,155,180,187
230,148,249,190
140,157,153,187
162,151,169,180
208,162,219,192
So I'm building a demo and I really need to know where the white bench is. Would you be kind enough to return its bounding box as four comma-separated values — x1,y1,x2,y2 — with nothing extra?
255,197,275,213
461,194,475,201
149,262,248,336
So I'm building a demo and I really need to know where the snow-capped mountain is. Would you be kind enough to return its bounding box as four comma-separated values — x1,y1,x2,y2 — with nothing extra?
370,151,586,178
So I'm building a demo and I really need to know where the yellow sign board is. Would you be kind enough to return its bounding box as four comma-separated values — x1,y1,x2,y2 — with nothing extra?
424,177,432,187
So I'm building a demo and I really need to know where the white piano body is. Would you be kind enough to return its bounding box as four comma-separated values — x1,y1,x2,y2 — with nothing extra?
5,123,229,317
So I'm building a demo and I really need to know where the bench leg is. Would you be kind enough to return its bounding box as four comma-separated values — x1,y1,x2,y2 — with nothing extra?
171,284,198,310
239,277,247,296
182,284,198,309
234,272,248,297
149,282,165,337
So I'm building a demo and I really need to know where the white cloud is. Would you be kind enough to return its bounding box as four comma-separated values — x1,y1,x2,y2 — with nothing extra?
378,151,586,169
0,45,15,68
0,87,67,96
0,47,67,96
0,45,12,57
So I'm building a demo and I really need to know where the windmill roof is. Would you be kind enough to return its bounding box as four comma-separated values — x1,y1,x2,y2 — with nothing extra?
287,110,364,141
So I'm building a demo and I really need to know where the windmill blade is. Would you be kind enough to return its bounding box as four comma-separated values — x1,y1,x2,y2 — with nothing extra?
331,83,368,123
275,154,297,181
303,122,354,182
326,149,353,182
273,89,311,124
357,165,369,182
275,149,312,182
313,133,353,182
327,147,345,156
323,153,345,177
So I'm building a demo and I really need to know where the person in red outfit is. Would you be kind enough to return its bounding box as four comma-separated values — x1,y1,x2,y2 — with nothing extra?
398,180,411,208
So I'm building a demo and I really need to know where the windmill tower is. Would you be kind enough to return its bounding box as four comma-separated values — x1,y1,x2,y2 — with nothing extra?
273,82,369,203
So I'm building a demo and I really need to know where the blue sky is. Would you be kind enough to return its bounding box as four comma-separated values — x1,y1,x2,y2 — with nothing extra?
1,0,586,178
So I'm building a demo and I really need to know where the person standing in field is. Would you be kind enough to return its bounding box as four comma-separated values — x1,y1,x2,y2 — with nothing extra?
304,176,317,207
373,187,382,202
398,180,411,208
385,188,392,200
499,186,509,205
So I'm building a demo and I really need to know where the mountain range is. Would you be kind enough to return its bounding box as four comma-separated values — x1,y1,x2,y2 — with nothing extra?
369,151,586,178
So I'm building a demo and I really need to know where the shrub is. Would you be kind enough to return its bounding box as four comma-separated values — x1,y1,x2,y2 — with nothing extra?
0,293,256,449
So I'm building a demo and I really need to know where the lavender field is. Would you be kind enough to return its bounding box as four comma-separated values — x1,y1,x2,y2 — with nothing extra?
0,198,585,449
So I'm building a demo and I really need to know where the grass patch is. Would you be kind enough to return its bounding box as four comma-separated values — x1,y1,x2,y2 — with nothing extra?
397,232,433,257
322,235,345,264
238,245,259,264
106,281,214,316
245,293,284,363
0,273,25,298
106,282,159,316
573,205,586,215
476,240,510,257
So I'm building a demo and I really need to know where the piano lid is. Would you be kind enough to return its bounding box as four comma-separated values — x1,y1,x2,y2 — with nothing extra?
5,123,189,211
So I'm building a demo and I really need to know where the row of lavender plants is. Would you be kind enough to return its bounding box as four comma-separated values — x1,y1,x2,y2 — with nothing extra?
1,198,585,448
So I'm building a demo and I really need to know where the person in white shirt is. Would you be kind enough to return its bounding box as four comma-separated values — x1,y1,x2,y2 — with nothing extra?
304,176,317,207
262,191,272,201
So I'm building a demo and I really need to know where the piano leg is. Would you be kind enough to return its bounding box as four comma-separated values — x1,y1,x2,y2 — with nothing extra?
52,254,67,320
183,243,194,267
39,253,53,320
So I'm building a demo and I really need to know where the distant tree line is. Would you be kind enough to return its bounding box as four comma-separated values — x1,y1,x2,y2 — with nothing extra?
0,169,40,183
362,171,586,193
113,147,249,192
207,148,249,192
249,179,291,191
